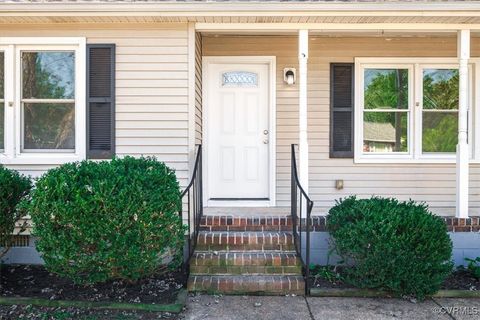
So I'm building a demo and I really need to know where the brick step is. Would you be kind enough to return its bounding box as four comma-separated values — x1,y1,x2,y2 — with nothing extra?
191,252,300,267
190,264,302,275
200,215,292,232
187,275,305,295
196,231,294,252
190,252,302,275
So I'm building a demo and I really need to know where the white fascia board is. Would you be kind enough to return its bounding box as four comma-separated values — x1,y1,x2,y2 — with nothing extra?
2,2,480,17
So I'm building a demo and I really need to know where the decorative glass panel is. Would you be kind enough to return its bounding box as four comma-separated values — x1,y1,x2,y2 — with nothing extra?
222,71,257,87
23,103,75,150
22,51,75,99
422,69,458,153
364,69,408,110
363,112,408,153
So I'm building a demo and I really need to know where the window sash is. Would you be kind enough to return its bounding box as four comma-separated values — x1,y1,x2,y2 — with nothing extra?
355,58,476,163
21,102,76,153
357,63,414,159
363,110,410,154
419,65,461,156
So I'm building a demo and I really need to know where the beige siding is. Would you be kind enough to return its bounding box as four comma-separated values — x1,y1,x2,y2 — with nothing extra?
195,32,203,144
1,23,190,186
203,35,480,216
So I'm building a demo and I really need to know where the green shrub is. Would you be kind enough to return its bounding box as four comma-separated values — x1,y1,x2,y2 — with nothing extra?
0,166,32,258
465,257,480,279
327,196,453,300
27,157,185,284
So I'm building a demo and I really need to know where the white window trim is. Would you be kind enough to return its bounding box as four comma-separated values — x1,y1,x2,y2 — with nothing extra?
355,57,477,164
0,37,86,165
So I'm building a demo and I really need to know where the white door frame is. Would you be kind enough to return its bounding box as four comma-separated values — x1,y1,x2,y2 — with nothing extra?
202,56,276,207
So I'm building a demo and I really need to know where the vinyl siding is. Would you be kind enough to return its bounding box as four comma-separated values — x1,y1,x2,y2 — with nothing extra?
1,23,190,187
203,35,480,216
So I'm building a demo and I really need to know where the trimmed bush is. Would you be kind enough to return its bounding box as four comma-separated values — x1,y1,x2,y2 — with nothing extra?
27,157,185,284
0,166,32,258
327,196,453,300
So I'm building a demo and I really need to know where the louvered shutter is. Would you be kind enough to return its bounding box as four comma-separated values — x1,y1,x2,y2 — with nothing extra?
86,44,115,159
330,63,354,158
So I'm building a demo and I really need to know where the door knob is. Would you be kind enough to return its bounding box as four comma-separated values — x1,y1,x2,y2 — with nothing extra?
263,140,269,144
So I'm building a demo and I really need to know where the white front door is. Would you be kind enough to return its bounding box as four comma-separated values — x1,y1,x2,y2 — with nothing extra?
206,59,272,203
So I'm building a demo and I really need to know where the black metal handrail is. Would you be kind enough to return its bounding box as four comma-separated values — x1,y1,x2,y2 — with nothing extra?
180,144,203,274
291,144,314,296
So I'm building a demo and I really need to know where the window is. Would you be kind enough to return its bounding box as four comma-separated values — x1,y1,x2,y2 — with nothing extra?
0,38,86,164
21,51,76,152
363,68,409,154
421,68,459,154
355,58,473,163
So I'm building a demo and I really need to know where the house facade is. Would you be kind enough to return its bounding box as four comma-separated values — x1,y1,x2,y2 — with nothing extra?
1,1,480,274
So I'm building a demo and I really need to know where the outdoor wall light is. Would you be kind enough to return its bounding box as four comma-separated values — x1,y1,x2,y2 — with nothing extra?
283,68,296,85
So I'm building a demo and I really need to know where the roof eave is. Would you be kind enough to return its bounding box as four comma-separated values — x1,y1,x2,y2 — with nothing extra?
2,1,480,17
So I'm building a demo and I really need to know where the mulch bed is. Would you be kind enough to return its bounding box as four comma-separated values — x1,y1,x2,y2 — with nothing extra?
441,268,480,290
0,304,180,320
0,265,186,305
310,267,480,291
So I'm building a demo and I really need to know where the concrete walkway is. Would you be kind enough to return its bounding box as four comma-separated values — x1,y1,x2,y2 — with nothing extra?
182,294,480,320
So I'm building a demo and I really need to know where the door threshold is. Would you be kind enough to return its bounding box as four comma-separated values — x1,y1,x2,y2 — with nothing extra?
207,199,272,207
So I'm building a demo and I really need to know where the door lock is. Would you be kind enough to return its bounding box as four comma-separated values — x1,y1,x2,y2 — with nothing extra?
8,101,13,107
263,140,269,144
263,130,269,135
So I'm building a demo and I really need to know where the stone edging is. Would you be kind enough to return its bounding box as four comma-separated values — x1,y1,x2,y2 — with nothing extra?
310,288,480,298
0,289,187,313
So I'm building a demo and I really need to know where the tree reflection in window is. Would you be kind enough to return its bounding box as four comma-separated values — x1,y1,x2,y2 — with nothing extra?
363,69,409,153
22,52,75,150
422,69,459,153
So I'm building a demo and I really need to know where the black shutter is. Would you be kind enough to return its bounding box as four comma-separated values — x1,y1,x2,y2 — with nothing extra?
330,63,354,158
86,44,115,159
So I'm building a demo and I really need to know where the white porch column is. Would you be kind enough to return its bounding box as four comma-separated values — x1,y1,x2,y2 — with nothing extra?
456,29,470,218
298,29,309,191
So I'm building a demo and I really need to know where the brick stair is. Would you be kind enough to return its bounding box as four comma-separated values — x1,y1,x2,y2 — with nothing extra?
187,214,305,295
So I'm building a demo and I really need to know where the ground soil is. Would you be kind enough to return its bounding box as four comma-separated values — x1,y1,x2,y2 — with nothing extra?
441,268,480,290
310,267,480,291
0,304,181,320
0,265,186,305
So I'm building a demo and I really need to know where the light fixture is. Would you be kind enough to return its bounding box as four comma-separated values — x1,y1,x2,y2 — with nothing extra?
283,68,296,85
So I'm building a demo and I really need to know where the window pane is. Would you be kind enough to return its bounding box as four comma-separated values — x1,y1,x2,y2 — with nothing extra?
422,112,458,153
23,103,75,150
0,52,4,100
0,52,3,150
363,112,408,153
22,52,75,99
364,69,408,110
0,103,3,150
423,69,458,110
